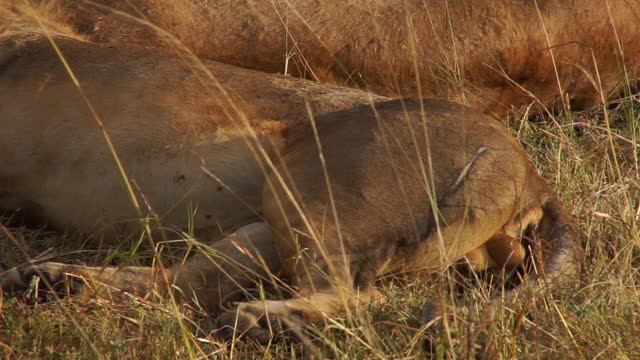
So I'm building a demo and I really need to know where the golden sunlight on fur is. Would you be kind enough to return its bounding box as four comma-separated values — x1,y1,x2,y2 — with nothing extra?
6,0,639,118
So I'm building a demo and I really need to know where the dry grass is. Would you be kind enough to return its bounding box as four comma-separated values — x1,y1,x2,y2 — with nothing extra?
2,1,640,359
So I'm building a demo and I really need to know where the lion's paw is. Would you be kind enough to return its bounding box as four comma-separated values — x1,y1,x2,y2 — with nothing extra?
211,303,302,344
0,262,83,301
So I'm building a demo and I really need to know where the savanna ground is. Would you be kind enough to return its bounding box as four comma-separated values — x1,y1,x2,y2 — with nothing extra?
1,2,640,359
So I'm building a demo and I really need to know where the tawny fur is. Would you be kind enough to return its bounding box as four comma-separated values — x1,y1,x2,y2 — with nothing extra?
8,0,640,117
230,99,576,341
0,36,577,342
0,34,383,240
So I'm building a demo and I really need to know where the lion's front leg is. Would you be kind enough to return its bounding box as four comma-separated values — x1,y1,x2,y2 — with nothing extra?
0,262,162,300
169,222,282,313
1,222,282,313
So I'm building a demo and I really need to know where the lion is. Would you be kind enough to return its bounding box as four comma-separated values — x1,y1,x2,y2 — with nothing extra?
0,35,577,342
210,99,576,342
8,0,640,117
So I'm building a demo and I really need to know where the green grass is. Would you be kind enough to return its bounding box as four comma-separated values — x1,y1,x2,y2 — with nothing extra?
2,98,639,359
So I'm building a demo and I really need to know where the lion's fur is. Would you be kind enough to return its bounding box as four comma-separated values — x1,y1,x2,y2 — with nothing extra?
6,0,639,117
239,99,576,337
0,34,384,240
0,36,578,341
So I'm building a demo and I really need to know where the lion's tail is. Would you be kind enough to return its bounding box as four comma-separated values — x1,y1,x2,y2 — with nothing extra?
533,195,580,286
